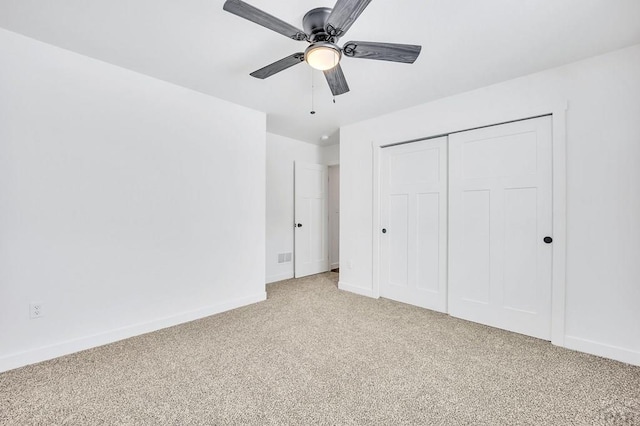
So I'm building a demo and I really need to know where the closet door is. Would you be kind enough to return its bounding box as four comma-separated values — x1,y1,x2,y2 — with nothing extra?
380,137,448,312
449,116,553,339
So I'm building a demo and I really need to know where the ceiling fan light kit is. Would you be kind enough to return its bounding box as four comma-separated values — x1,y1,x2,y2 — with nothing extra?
305,43,341,71
223,0,422,96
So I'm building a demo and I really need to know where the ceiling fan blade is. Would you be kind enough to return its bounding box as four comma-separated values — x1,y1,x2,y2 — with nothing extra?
342,41,422,63
250,53,305,79
323,64,350,96
223,0,307,41
325,0,372,38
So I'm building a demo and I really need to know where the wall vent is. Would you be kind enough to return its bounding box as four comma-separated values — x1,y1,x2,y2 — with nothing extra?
278,252,292,263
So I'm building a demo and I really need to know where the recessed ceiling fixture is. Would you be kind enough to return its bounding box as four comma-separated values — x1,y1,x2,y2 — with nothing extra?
223,0,422,96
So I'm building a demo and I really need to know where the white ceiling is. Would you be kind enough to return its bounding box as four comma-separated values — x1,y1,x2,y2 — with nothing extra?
1,0,639,145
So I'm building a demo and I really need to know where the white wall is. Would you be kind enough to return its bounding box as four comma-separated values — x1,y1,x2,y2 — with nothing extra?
0,29,267,372
321,143,340,166
340,44,640,366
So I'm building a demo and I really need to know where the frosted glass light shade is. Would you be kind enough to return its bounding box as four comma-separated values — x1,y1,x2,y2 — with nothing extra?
305,43,341,71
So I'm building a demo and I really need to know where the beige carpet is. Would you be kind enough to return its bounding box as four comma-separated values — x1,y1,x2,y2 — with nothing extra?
1,272,639,425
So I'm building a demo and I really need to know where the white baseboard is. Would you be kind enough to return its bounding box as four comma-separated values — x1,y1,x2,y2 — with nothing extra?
266,272,294,284
564,335,640,367
0,291,267,373
338,281,376,298
330,262,339,270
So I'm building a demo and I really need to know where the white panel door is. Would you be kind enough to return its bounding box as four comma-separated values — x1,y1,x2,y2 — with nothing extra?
294,162,329,278
380,137,448,312
449,116,553,340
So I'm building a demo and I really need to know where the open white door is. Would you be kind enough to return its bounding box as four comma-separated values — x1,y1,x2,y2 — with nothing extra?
448,116,553,340
379,137,448,312
294,162,329,278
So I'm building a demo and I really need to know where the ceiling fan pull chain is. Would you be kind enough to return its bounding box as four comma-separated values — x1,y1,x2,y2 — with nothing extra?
310,69,316,115
332,54,336,104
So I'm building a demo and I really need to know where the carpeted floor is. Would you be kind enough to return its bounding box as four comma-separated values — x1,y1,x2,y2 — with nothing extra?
1,272,639,425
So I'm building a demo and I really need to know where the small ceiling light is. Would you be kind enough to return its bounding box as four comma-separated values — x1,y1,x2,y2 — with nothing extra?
321,135,329,140
305,42,341,71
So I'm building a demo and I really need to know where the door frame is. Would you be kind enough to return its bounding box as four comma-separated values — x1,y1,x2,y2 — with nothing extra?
372,102,568,347
328,165,340,271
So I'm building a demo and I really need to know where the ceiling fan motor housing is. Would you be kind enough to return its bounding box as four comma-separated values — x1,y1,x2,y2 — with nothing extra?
303,7,334,42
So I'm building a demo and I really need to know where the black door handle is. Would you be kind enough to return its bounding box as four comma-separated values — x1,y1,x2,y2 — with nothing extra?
297,223,302,228
544,236,553,244
382,228,387,234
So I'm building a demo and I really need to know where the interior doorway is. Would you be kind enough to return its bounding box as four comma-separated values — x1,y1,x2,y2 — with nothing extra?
328,165,340,272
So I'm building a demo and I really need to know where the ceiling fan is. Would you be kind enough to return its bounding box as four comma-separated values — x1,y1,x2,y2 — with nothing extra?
223,0,422,96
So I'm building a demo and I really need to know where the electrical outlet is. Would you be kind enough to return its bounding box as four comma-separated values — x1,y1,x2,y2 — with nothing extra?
347,260,354,269
30,302,44,319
